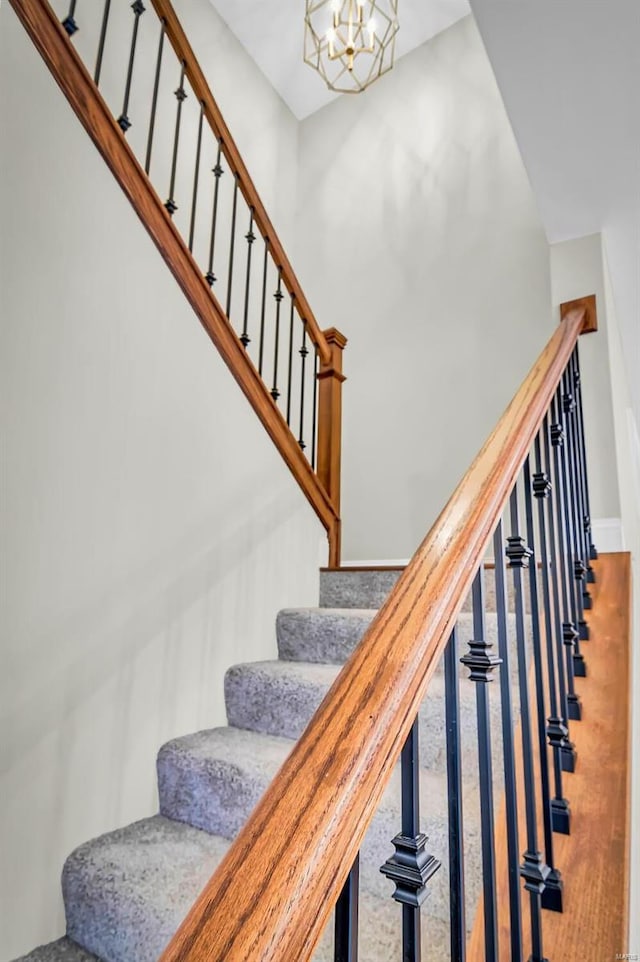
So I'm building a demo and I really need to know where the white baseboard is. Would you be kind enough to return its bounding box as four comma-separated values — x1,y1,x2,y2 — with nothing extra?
340,559,410,567
591,517,625,553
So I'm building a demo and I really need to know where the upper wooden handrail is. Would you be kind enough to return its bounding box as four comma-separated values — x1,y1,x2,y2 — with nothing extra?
9,0,339,546
149,0,331,367
160,306,592,962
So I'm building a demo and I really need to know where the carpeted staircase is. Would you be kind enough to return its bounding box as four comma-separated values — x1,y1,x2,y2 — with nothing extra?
14,568,529,962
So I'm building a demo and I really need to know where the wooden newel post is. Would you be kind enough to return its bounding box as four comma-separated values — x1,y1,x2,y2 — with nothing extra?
317,327,347,567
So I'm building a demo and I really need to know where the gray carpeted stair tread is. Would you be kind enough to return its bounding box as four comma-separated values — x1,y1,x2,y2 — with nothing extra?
319,567,528,612
277,607,531,667
62,816,229,962
156,725,482,922
224,658,513,774
13,940,101,962
158,725,294,838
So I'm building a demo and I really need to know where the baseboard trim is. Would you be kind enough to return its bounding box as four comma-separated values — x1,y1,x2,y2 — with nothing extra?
592,517,625,552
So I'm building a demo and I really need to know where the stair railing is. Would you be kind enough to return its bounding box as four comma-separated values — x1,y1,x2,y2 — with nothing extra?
9,0,346,564
155,296,598,962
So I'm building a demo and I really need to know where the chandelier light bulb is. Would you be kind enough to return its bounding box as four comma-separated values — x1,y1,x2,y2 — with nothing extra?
304,0,399,94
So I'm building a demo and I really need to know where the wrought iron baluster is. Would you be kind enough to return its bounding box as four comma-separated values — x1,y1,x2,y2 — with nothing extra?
271,268,283,401
94,0,112,84
568,355,594,606
187,103,205,253
559,375,588,684
444,627,466,962
380,718,440,962
551,387,584,714
225,175,240,318
62,0,78,36
507,483,551,956
298,322,308,451
286,296,295,425
205,142,224,286
165,60,187,215
144,19,165,175
545,410,577,773
533,428,572,836
311,347,319,470
461,567,500,962
493,518,523,962
573,345,598,562
240,209,255,348
524,454,563,911
258,239,269,375
334,855,359,962
118,1,146,134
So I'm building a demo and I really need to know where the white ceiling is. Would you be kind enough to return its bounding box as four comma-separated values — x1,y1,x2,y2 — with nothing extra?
208,0,471,119
467,0,640,417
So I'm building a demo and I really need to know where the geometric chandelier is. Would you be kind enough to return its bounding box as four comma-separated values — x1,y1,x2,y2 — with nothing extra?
304,0,400,94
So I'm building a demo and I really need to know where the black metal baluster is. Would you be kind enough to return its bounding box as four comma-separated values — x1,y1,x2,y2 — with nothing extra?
62,0,78,36
444,627,466,962
493,518,523,962
569,353,595,609
380,718,440,962
335,855,359,962
257,239,269,375
187,103,205,253
240,209,255,348
225,175,240,317
271,268,283,401
298,322,308,451
165,60,187,215
144,18,165,174
533,429,572,836
94,0,112,84
568,353,593,603
461,567,501,962
311,347,319,470
523,454,564,912
551,388,584,714
118,1,146,133
545,411,577,773
507,483,551,955
286,297,295,425
573,346,598,563
205,142,224,286
559,376,588,683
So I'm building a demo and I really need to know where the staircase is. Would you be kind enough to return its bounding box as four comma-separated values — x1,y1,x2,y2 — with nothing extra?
15,568,528,962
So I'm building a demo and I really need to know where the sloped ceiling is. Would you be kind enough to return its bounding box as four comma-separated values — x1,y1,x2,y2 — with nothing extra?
208,0,471,119
468,0,640,415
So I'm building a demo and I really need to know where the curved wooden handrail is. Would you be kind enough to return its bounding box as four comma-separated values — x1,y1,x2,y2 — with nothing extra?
149,0,331,367
161,307,590,962
8,0,339,543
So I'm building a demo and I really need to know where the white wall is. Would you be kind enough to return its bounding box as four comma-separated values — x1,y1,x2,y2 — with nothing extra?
0,3,324,956
295,15,554,561
601,247,640,951
549,234,621,527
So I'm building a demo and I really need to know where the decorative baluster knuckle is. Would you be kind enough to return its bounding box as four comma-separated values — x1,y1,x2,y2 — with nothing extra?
573,559,586,582
520,849,550,896
506,535,532,569
550,423,565,447
460,638,502,682
62,0,78,36
380,834,440,908
562,392,576,413
533,472,552,499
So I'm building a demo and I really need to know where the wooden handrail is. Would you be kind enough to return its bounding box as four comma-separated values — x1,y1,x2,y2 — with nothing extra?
160,306,591,962
9,0,339,545
149,0,331,367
